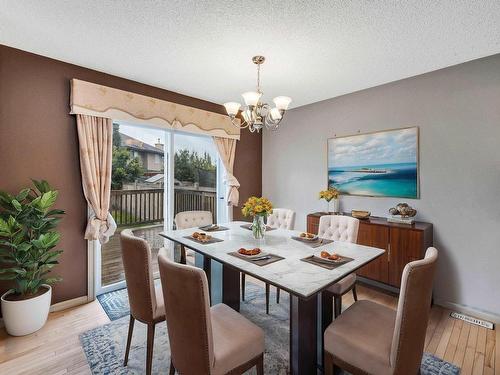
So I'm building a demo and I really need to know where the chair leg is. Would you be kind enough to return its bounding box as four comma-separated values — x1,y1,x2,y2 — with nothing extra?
169,360,175,375
146,323,155,375
334,295,342,318
324,351,334,375
352,284,358,301
180,245,186,264
256,354,264,375
265,283,270,314
123,315,135,366
276,287,280,303
241,273,246,301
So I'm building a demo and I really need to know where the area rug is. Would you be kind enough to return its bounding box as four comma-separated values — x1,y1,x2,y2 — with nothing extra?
97,279,163,321
84,284,459,374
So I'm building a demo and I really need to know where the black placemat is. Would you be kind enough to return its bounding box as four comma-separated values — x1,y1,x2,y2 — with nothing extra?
228,252,284,266
300,255,354,270
183,235,224,245
291,236,334,248
198,225,229,232
240,224,277,231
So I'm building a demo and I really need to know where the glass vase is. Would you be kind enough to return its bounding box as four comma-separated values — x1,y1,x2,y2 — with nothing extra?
328,198,340,214
252,215,267,240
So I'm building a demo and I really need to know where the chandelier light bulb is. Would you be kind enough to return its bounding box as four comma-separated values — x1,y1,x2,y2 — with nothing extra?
223,102,241,116
270,107,282,121
273,96,292,110
242,91,262,107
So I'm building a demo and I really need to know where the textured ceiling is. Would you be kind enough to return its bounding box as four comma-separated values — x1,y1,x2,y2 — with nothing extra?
1,1,499,108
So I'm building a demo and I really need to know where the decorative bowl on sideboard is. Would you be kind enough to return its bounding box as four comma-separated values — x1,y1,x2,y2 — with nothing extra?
351,210,371,219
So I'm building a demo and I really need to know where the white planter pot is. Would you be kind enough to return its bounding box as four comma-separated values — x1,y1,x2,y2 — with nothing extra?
1,285,52,336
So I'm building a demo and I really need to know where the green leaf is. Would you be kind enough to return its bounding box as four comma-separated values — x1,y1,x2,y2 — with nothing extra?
16,188,31,202
31,179,51,195
43,276,62,285
0,218,10,236
11,199,22,211
39,191,58,211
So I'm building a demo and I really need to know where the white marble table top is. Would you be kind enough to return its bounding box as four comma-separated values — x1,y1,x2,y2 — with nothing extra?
160,221,385,299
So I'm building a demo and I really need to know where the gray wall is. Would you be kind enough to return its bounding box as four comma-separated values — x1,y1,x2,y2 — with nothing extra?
263,54,500,317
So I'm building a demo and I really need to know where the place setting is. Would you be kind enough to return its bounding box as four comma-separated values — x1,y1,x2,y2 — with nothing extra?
228,247,284,266
291,231,334,248
301,250,354,270
198,223,229,232
183,231,224,245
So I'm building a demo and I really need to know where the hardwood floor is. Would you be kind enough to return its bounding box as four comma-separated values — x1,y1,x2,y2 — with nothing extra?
0,284,497,374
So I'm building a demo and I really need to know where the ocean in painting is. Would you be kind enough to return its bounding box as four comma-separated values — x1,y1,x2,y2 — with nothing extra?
328,162,418,198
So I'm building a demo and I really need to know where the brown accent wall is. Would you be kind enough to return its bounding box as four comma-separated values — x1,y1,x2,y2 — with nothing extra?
0,45,262,304
232,130,262,221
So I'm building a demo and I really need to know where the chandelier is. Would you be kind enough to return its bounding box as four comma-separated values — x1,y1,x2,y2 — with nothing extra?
224,56,292,133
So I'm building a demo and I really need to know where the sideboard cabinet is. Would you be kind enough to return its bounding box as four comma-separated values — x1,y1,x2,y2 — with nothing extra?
306,212,433,288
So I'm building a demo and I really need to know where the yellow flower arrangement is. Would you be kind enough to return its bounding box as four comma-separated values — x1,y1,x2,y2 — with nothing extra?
242,196,273,217
318,188,340,202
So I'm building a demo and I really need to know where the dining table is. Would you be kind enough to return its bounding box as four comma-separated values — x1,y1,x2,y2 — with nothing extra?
160,221,385,374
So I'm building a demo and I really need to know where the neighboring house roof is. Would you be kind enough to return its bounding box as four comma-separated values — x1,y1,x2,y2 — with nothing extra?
120,132,164,155
144,174,164,183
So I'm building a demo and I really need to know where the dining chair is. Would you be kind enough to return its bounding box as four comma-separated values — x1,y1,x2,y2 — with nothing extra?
120,229,165,375
323,247,438,375
241,208,296,314
174,210,213,264
319,215,360,318
158,252,265,375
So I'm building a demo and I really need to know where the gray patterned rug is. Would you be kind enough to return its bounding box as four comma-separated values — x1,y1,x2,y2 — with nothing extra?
84,284,459,374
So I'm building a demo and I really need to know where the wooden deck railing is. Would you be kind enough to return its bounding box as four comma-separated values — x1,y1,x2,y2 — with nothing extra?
110,188,217,227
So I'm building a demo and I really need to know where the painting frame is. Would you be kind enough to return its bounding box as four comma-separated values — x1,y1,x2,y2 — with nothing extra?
327,126,420,199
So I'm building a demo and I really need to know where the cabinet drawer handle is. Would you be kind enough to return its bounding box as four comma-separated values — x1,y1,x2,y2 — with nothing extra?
387,243,391,263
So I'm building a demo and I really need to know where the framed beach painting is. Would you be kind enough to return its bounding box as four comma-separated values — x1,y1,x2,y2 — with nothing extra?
328,127,419,198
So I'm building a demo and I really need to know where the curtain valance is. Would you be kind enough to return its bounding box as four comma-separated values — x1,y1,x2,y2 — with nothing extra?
70,79,240,140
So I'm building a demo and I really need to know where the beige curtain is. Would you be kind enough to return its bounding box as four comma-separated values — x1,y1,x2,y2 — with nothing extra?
76,114,116,244
213,137,240,206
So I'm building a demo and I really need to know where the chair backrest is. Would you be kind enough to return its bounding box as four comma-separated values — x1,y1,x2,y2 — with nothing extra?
318,215,359,243
390,247,438,374
267,208,295,230
158,253,214,374
120,229,158,323
174,210,213,230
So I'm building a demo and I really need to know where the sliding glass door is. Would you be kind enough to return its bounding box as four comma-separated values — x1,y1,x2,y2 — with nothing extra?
94,122,225,295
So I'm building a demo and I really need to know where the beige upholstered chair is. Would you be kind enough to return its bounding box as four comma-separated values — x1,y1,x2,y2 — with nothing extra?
241,208,296,313
158,252,265,375
266,208,295,230
174,210,213,264
319,215,360,318
324,247,438,375
120,229,165,375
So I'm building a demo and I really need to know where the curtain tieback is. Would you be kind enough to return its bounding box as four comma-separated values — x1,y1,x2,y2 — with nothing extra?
85,213,117,244
225,173,240,188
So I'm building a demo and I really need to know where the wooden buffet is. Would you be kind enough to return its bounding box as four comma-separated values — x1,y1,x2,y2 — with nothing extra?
306,212,433,288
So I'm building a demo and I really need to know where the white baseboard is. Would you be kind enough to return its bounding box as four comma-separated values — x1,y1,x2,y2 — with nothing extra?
435,299,500,325
49,295,88,313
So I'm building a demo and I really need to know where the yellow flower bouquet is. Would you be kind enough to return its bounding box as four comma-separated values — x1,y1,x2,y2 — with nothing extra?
242,196,273,217
318,188,339,202
242,196,273,239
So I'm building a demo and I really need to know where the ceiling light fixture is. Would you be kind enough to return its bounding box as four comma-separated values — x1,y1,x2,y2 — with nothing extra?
224,56,291,133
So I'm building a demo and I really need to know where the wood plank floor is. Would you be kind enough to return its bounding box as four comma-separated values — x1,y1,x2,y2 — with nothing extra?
0,284,496,374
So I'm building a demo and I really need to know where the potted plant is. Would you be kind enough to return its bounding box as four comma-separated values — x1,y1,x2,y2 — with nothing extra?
319,188,340,214
242,196,273,239
0,180,65,336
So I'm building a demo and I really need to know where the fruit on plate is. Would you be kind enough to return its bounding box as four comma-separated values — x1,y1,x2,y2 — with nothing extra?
238,248,261,256
299,232,316,239
320,251,341,261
